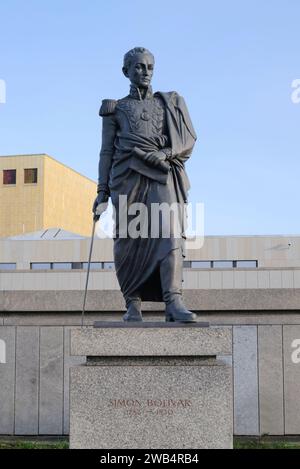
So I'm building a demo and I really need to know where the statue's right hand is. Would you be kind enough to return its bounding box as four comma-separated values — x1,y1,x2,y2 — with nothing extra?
92,191,109,221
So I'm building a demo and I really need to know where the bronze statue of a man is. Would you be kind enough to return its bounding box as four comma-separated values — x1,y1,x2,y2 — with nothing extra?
93,47,197,322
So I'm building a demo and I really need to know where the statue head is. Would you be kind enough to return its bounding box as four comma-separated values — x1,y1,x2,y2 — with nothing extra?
122,47,155,89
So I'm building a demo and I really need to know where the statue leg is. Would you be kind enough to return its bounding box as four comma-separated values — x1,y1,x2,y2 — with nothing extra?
123,290,143,322
160,248,197,323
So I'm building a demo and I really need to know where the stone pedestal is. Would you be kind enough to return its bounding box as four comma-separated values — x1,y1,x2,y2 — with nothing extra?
69,323,233,449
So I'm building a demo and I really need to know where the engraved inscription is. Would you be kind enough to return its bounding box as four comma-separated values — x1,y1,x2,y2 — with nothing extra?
108,398,193,418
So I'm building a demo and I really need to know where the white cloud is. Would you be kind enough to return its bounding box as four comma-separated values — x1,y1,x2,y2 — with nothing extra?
291,79,300,104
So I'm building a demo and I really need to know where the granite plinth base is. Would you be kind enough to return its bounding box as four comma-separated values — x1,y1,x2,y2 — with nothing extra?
69,324,233,449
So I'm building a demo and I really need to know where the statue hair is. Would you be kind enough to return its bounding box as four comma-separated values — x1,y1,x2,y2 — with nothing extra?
123,47,154,71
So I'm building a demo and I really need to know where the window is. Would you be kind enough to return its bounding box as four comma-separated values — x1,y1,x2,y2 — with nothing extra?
30,262,106,270
236,260,257,269
213,261,234,269
3,169,16,185
52,263,72,270
183,260,258,270
31,263,51,270
191,261,212,269
24,168,38,184
103,262,115,270
82,262,103,270
0,263,16,270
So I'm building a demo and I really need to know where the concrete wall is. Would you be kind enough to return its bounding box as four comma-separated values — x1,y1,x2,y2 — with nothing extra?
1,235,300,270
1,312,300,436
0,268,299,292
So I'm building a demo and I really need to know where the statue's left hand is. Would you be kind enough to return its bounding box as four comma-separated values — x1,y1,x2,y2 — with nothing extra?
131,147,170,173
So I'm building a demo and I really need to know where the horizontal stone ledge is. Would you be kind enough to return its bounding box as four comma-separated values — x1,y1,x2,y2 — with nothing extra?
1,289,300,312
2,311,300,326
93,321,210,328
71,326,232,357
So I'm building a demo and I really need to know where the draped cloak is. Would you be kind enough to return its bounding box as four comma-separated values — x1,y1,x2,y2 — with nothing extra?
98,90,197,301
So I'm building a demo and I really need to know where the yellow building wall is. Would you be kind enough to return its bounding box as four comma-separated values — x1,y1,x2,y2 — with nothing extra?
0,155,45,237
43,155,96,237
0,154,97,238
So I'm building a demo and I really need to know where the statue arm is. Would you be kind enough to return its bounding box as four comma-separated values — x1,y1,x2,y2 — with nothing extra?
157,91,197,167
93,114,117,221
97,114,117,195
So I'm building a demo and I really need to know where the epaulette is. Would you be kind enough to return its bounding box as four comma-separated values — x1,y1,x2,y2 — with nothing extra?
99,99,118,117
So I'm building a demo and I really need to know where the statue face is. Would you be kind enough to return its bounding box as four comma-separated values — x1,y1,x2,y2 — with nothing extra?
124,53,154,88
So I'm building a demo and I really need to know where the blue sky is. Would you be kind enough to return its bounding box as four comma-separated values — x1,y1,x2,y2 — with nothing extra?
0,0,299,235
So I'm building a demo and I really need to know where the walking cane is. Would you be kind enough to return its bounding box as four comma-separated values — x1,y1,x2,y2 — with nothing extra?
81,218,97,328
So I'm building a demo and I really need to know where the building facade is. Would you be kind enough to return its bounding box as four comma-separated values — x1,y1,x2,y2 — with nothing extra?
0,154,96,238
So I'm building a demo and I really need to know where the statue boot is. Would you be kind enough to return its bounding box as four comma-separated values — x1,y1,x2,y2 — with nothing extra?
165,295,197,322
123,292,143,322
160,249,197,323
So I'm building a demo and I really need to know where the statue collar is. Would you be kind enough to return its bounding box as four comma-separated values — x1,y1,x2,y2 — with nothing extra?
129,85,153,100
